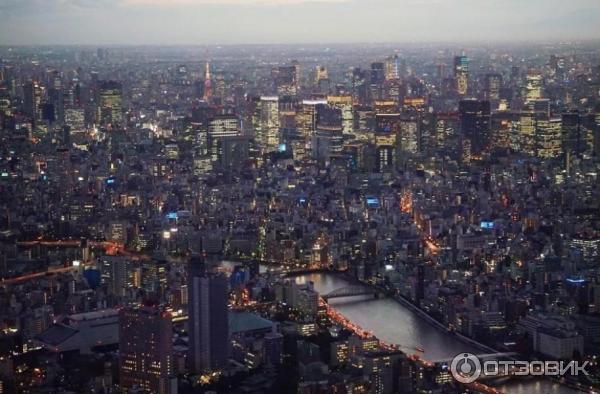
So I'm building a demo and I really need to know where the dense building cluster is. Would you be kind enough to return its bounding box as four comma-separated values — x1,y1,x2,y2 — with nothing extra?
0,43,599,393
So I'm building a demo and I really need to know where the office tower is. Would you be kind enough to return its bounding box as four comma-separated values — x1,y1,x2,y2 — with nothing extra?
292,60,300,92
525,98,550,116
370,62,386,100
98,80,122,125
312,125,344,163
208,114,241,161
263,332,284,365
65,106,85,130
298,99,327,139
215,135,250,169
519,112,537,155
454,55,469,96
436,63,447,86
316,104,342,129
214,73,226,101
459,99,491,155
274,62,299,96
350,68,368,104
142,258,168,295
525,72,543,102
549,54,566,81
594,123,600,157
47,70,64,123
255,96,280,152
375,145,395,173
327,95,354,134
188,257,229,374
562,112,586,160
23,80,43,125
375,113,400,134
175,64,188,86
485,73,502,100
203,61,213,102
119,305,174,394
41,103,56,123
370,62,386,85
315,66,330,93
62,125,71,146
315,65,328,84
99,256,138,299
435,113,459,148
535,116,562,158
398,115,420,155
384,55,400,80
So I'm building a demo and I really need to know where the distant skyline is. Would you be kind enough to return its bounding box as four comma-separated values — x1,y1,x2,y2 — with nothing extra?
1,0,599,46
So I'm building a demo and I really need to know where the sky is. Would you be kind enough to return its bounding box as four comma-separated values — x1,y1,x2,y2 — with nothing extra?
0,0,599,45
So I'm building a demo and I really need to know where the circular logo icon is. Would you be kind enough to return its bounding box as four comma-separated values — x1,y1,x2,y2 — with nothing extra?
450,353,482,384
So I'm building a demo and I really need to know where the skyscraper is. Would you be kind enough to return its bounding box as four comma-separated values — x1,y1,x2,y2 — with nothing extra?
274,62,299,96
485,73,502,101
384,55,400,81
454,55,469,96
298,99,327,139
23,80,43,125
208,114,241,162
119,305,174,394
459,99,491,155
187,256,229,374
255,96,280,152
562,112,586,160
98,81,122,125
370,62,386,85
535,116,562,158
525,71,543,102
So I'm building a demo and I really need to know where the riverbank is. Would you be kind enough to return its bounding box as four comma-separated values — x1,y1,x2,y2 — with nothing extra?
328,271,498,356
294,272,582,394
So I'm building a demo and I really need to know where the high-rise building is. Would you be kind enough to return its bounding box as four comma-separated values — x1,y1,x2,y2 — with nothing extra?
518,112,537,155
485,73,502,101
525,98,550,116
384,55,400,81
208,115,241,161
327,95,354,134
312,125,344,163
459,99,491,155
398,115,420,155
298,99,327,139
255,96,280,152
315,66,330,93
274,62,299,96
99,256,139,299
370,62,386,101
187,257,229,374
594,122,600,157
370,62,386,85
98,81,123,125
562,112,586,159
23,80,43,125
535,116,562,158
119,305,175,394
525,72,543,102
454,55,469,96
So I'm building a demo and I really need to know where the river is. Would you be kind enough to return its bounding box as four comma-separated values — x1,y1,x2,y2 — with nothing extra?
294,272,581,394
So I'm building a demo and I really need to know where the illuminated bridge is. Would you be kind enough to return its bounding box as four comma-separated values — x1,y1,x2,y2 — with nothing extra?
322,285,380,301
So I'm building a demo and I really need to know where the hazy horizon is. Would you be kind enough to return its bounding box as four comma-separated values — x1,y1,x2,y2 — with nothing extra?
1,0,599,46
